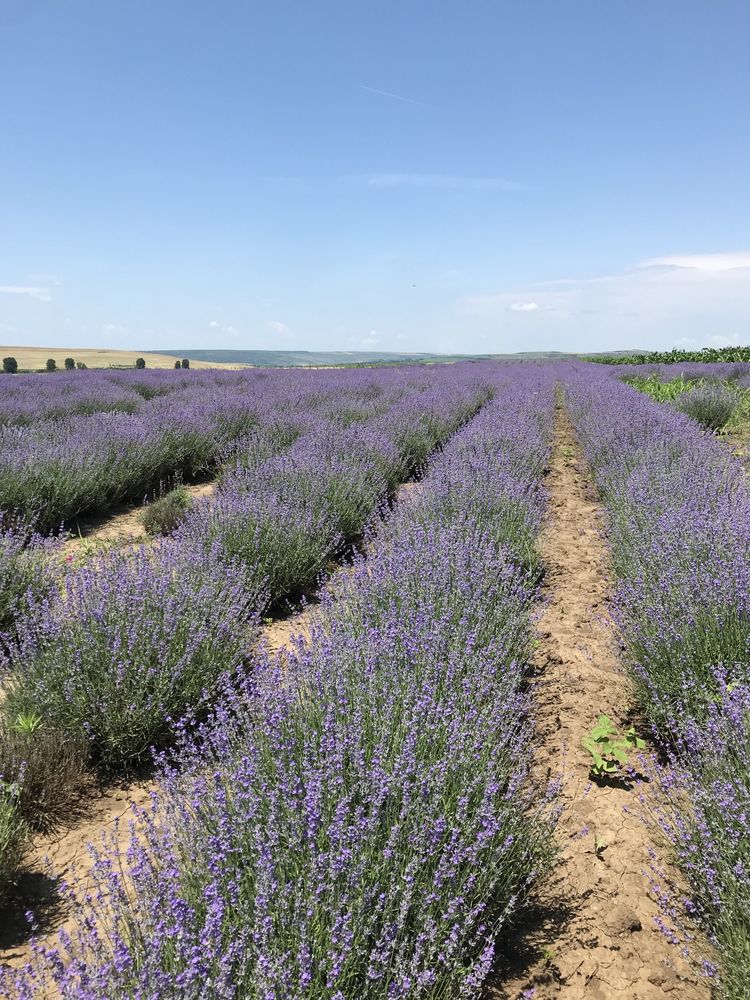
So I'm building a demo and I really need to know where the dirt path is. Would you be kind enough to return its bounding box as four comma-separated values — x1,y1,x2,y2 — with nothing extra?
62,480,217,554
492,405,708,1000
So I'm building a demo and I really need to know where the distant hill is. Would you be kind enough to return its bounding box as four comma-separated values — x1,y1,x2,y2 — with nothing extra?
156,348,649,367
156,349,453,367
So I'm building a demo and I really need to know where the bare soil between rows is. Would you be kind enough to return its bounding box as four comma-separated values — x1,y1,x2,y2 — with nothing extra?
489,404,708,1000
62,479,217,554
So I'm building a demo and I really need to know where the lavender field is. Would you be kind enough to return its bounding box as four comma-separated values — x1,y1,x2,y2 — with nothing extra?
0,360,748,998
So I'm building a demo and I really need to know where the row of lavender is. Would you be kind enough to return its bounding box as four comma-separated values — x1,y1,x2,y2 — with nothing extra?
0,367,364,426
564,364,750,997
0,368,490,909
3,368,557,998
0,365,482,531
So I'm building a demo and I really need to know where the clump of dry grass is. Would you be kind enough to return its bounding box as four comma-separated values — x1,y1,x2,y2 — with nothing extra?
0,719,92,833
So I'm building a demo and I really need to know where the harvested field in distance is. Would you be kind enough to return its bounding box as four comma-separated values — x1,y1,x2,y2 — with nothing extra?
0,345,246,370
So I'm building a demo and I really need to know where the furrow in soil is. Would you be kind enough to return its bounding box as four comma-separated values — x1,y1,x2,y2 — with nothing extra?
491,404,709,1000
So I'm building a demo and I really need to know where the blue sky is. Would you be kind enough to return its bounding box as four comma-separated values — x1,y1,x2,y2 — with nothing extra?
1,0,749,354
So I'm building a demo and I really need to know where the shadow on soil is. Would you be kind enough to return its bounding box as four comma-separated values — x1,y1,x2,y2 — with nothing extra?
489,895,581,997
0,870,62,954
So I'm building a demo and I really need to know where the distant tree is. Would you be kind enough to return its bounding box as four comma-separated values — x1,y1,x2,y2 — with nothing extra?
2,357,18,374
174,360,181,369
64,357,76,370
135,357,146,370
46,358,57,372
76,361,88,369
181,358,190,369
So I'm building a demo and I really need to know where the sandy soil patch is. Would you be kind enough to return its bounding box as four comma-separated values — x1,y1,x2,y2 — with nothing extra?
61,480,217,555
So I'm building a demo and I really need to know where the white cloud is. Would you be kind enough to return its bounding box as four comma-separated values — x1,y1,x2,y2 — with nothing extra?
0,285,52,302
208,320,220,328
224,326,241,338
462,249,750,352
269,320,290,335
344,174,527,192
638,251,750,272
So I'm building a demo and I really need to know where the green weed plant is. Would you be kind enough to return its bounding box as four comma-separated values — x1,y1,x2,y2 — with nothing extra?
582,714,645,780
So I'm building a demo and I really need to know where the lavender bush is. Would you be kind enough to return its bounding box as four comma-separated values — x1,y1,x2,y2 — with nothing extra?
176,483,341,605
177,380,489,608
673,381,739,430
0,365,491,532
565,367,750,730
2,543,260,768
655,678,750,998
0,371,144,426
0,514,61,642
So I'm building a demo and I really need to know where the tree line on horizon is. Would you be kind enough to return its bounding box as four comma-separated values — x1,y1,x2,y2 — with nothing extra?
587,344,750,364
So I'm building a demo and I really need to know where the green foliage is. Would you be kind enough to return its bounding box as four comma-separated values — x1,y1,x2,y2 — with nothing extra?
589,345,750,364
2,357,18,374
12,711,42,735
141,484,193,536
174,360,181,369
45,358,56,372
582,714,645,779
76,361,87,369
181,358,190,369
623,372,698,401
64,357,76,370
135,357,146,369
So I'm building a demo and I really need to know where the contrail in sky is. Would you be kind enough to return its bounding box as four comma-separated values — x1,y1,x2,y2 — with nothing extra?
359,84,426,106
